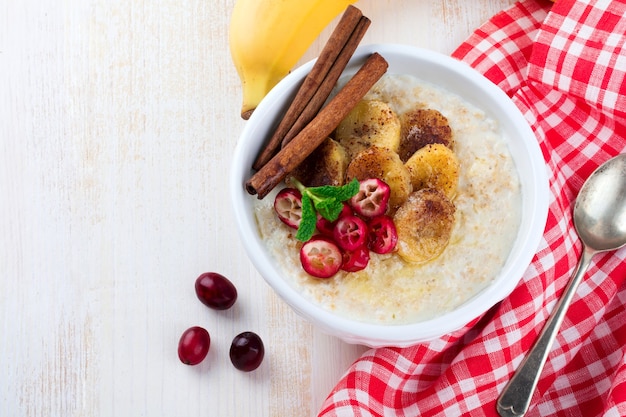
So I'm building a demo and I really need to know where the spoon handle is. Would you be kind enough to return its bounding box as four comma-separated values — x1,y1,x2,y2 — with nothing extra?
496,247,595,417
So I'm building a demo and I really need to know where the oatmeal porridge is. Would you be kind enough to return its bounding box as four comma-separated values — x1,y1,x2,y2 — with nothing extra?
252,73,522,325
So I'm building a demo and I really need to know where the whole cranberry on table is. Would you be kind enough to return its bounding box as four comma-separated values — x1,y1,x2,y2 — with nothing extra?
195,272,238,310
178,326,211,366
230,331,265,372
178,272,265,371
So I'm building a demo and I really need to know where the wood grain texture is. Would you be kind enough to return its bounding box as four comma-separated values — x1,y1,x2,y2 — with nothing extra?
0,0,516,415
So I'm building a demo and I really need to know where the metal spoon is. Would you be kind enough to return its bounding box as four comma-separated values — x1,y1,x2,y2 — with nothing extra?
497,153,626,417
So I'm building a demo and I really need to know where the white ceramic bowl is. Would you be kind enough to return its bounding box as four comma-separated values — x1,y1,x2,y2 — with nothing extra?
230,44,549,348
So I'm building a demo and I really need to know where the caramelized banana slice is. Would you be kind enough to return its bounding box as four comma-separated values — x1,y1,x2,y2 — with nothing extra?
289,137,349,187
398,108,452,162
393,188,456,264
404,143,459,199
335,100,401,159
346,146,412,212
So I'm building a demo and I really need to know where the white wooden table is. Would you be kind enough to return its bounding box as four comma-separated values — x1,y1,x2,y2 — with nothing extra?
0,1,516,415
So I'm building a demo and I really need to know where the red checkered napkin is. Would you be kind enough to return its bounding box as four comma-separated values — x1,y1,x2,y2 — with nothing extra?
318,0,626,416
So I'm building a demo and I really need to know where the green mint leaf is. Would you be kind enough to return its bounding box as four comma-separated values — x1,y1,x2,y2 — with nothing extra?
315,198,342,221
292,178,361,241
307,185,340,198
308,178,360,201
337,178,361,201
310,178,360,221
296,193,316,242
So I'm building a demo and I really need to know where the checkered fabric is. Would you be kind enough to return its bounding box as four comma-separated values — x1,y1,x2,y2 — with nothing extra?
318,0,626,415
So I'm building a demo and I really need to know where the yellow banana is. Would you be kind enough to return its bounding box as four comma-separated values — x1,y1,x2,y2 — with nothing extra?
335,99,402,159
229,0,356,119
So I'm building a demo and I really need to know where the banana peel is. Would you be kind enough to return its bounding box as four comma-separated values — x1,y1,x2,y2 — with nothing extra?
229,0,356,119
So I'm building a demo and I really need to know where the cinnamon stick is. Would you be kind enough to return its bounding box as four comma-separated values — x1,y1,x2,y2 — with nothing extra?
252,5,365,170
281,15,370,148
246,53,388,199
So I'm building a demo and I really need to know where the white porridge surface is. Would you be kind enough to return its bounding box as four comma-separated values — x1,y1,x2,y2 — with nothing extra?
252,74,521,325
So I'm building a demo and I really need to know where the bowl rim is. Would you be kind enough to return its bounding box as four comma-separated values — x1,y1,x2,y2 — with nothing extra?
230,43,550,347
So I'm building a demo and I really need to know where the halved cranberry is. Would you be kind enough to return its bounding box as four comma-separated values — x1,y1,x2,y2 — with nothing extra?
315,217,335,237
341,246,370,272
333,214,368,251
349,178,391,218
299,236,342,278
316,203,352,236
274,188,302,229
367,215,398,254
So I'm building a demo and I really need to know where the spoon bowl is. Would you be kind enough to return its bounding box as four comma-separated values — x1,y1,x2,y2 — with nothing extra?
574,155,626,251
498,153,626,417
